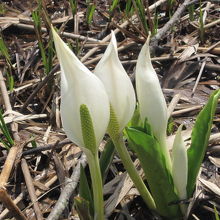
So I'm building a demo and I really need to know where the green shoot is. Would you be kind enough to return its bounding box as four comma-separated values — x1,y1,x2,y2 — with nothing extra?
99,139,115,181
0,110,14,149
0,3,6,15
125,0,134,17
69,0,77,17
109,0,119,14
86,1,96,25
5,70,14,92
79,165,94,216
132,0,149,35
0,35,14,91
74,197,92,220
0,36,11,66
167,0,176,18
214,206,220,220
188,4,195,21
32,1,53,75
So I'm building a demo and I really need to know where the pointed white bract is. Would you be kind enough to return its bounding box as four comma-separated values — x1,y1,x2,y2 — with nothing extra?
94,31,136,131
52,28,110,148
172,125,188,200
135,36,168,145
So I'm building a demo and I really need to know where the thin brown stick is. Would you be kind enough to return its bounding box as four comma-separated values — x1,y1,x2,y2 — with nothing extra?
13,23,100,43
167,93,182,118
21,159,43,220
0,70,19,141
84,42,136,65
0,188,27,220
80,0,167,62
0,175,58,219
150,0,198,52
0,146,19,187
0,139,72,162
0,69,26,219
47,153,87,220
21,64,59,111
191,59,207,96
172,105,203,116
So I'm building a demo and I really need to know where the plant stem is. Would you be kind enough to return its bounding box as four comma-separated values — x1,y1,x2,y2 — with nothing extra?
87,152,104,220
159,136,172,172
112,133,156,211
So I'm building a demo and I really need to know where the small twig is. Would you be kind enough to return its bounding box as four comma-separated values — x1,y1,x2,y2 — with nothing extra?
53,152,66,188
0,146,20,187
205,40,220,53
191,58,207,96
204,18,220,29
21,159,43,220
0,139,71,163
0,189,27,220
84,41,136,66
47,153,87,220
0,69,26,219
12,23,100,43
150,0,198,52
0,70,19,141
0,175,58,219
167,93,182,118
22,139,72,156
172,105,203,116
21,64,59,111
80,0,167,62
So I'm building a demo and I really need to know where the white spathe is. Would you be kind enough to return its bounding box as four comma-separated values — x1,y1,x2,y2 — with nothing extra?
172,125,188,200
135,36,168,145
52,28,110,148
94,31,136,131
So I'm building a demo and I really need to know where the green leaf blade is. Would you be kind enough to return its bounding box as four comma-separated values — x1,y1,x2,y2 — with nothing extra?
127,127,181,218
187,89,220,197
79,164,94,216
99,139,115,181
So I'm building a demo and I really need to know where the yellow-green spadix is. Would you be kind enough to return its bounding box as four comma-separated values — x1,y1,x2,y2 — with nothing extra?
94,31,136,133
52,27,110,150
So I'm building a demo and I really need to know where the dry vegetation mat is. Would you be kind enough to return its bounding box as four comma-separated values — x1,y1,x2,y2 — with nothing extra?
0,0,219,219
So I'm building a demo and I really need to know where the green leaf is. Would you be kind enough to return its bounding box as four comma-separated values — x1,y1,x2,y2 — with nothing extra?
86,3,96,24
0,110,14,147
74,196,92,220
187,89,220,197
127,127,181,218
214,205,220,220
69,0,77,17
0,35,11,66
79,165,93,216
109,0,119,13
125,0,133,17
99,139,115,181
132,0,149,34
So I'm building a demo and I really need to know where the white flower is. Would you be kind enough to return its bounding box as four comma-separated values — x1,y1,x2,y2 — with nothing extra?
52,27,110,149
135,35,168,145
172,125,188,200
94,31,136,132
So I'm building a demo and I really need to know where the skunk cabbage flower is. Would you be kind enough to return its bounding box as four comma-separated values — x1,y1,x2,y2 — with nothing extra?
52,28,110,151
172,125,188,200
94,31,136,134
135,36,168,145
